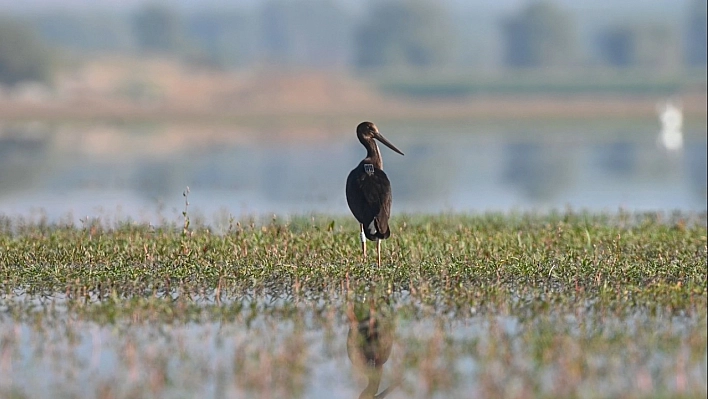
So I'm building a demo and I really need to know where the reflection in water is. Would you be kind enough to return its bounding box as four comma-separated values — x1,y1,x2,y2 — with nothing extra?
657,99,683,152
502,141,573,201
0,122,706,222
686,143,708,199
392,142,457,207
0,124,53,193
346,295,399,399
594,140,636,176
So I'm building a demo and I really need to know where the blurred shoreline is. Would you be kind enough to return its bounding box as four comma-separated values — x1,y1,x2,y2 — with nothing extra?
0,58,705,127
1,91,706,126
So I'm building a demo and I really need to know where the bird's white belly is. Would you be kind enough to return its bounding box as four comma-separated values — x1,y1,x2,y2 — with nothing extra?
368,220,377,235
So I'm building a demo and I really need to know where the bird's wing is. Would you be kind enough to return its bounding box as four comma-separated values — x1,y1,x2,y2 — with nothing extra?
358,169,392,237
346,166,393,238
347,168,375,226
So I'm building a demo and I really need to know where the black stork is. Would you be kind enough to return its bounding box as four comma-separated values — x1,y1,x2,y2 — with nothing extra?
346,121,404,267
346,297,398,399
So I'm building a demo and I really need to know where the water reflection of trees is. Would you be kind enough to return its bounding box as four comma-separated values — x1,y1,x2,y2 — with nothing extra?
502,141,574,201
260,145,344,204
131,160,178,199
3,123,705,215
387,142,457,207
685,140,707,202
594,140,636,176
0,125,52,196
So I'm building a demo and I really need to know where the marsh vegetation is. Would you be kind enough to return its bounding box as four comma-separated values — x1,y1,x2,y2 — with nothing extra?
0,211,705,398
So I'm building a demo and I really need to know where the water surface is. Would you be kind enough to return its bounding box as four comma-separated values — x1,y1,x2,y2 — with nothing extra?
1,121,705,224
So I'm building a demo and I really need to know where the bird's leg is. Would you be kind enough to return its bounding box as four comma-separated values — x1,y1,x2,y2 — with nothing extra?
377,239,381,268
360,224,367,261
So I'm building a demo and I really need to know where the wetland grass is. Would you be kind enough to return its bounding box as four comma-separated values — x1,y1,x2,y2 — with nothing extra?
0,211,706,398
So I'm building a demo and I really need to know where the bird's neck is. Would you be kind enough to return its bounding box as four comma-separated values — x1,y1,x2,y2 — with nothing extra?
365,141,383,170
359,367,383,399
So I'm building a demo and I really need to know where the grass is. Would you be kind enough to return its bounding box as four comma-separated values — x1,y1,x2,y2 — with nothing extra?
1,211,705,314
0,211,706,398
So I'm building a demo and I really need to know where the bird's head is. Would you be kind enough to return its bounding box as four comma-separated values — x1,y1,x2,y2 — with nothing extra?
357,121,404,156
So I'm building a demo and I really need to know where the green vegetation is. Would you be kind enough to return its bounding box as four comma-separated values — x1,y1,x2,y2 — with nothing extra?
1,211,705,314
15,1,708,73
501,1,575,68
0,212,706,398
0,17,53,86
354,0,452,70
686,0,708,66
131,4,185,55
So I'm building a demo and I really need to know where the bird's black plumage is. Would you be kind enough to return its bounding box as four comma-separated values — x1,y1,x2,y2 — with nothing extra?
346,162,392,240
346,300,397,399
346,122,403,243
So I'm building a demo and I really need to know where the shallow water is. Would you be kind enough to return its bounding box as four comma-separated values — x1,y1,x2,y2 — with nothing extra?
0,121,705,225
2,120,706,398
1,296,706,399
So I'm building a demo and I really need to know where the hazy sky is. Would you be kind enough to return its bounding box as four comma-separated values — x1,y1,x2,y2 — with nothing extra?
0,0,686,13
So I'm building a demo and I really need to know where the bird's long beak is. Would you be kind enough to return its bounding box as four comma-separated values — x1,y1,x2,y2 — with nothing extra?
374,133,404,156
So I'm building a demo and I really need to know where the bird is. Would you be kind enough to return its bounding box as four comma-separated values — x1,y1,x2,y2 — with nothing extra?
657,99,683,151
346,121,404,267
346,298,397,399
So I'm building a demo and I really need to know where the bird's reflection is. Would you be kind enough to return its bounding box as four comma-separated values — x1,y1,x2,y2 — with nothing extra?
346,295,400,399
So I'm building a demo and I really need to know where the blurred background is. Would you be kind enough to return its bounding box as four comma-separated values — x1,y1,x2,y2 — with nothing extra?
0,0,706,225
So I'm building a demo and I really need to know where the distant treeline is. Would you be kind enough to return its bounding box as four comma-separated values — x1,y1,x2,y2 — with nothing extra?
0,0,706,86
